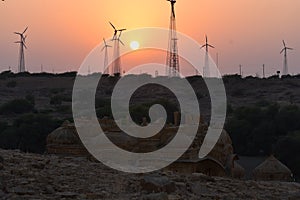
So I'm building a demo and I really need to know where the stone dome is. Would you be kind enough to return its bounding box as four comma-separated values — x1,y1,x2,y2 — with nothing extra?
207,129,234,166
252,155,292,181
46,121,88,156
47,121,80,145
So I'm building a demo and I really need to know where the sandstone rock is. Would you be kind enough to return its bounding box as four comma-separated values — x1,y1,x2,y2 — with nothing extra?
190,173,215,182
57,191,79,198
190,182,209,196
142,192,169,200
141,175,176,194
0,148,299,200
13,186,34,195
44,185,55,194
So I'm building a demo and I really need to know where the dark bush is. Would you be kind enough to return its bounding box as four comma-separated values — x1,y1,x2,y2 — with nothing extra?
275,132,300,181
0,114,61,153
25,94,35,106
50,88,65,94
130,99,179,124
0,99,34,114
96,105,113,118
50,95,63,105
6,80,17,88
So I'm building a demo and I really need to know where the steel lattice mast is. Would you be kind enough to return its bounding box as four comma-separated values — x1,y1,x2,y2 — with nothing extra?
166,0,180,77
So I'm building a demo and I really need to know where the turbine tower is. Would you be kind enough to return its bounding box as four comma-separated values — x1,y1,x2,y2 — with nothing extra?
14,27,28,73
166,0,180,77
101,38,112,75
109,22,126,76
201,35,214,77
280,40,293,76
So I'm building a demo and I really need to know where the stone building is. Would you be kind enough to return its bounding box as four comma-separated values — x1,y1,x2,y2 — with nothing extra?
46,120,88,156
46,115,240,178
252,155,293,181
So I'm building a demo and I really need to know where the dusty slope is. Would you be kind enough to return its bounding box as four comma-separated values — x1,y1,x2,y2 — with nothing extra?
0,149,300,200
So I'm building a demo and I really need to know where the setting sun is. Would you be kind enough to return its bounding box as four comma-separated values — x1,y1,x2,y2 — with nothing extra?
130,41,140,50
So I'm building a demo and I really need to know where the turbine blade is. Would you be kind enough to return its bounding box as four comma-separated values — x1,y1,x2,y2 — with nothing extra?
101,46,105,52
22,27,28,34
119,39,125,46
280,49,285,54
283,40,286,47
118,29,126,31
107,45,112,47
109,22,116,30
287,47,293,50
208,44,215,48
200,44,206,49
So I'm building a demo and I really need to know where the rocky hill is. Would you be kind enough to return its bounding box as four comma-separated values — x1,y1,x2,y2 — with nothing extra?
1,149,300,200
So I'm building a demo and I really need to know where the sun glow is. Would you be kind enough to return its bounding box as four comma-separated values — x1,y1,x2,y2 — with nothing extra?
130,41,140,50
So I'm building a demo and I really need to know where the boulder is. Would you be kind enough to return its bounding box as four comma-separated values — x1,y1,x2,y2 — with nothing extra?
141,175,176,194
142,192,169,200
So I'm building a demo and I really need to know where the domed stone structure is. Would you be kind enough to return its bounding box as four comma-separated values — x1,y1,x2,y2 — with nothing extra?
46,115,237,177
46,121,88,156
206,130,234,166
166,125,235,177
252,155,292,181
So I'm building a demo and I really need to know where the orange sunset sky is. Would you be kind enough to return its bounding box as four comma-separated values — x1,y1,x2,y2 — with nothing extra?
0,0,299,76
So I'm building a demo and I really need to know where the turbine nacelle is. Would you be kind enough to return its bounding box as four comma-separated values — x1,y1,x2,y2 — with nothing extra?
14,27,28,49
109,22,126,39
280,40,293,54
167,0,176,17
101,38,112,52
200,35,215,52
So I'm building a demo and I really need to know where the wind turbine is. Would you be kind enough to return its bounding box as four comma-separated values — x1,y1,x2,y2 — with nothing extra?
101,38,112,75
201,35,215,53
201,35,215,77
280,40,293,76
109,22,126,76
109,22,126,40
14,27,28,73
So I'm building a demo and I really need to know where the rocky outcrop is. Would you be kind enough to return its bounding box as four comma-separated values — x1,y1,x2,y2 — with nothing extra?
0,149,299,200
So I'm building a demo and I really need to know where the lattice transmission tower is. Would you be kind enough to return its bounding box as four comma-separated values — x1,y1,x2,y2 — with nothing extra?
166,0,180,77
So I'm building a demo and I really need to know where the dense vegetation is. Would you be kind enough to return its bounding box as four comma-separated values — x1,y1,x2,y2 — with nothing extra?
0,114,61,153
225,102,300,180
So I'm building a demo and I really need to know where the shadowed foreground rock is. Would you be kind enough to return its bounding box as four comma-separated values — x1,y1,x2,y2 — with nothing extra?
0,149,300,200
